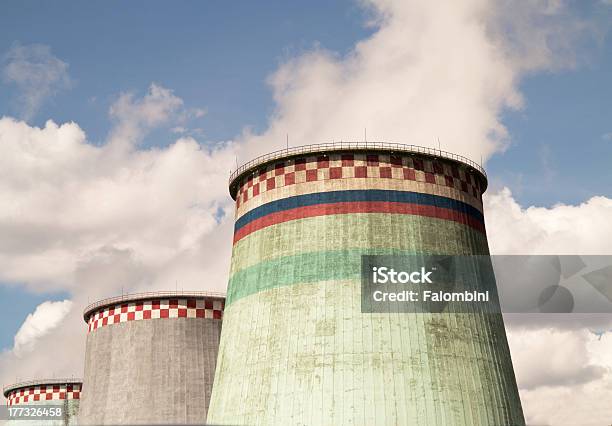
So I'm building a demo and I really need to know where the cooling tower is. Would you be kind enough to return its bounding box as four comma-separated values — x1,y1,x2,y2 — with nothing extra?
3,378,82,425
78,291,224,425
208,142,524,425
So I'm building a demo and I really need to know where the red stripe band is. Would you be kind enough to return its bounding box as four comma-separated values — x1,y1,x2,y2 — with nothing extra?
233,201,485,244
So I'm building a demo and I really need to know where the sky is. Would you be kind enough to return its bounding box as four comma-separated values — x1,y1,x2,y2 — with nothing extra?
0,1,611,424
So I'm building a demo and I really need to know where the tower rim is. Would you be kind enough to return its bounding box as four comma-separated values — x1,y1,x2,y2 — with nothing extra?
3,379,83,398
229,141,487,199
83,290,226,323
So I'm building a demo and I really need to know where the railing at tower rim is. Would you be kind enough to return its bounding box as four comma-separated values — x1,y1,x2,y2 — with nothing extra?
83,290,226,321
229,142,487,195
3,378,83,397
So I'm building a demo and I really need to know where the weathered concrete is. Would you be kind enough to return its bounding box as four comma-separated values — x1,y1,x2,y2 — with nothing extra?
208,147,525,425
78,294,223,425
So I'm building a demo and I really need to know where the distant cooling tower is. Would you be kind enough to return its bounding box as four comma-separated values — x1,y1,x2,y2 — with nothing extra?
208,142,524,425
4,378,82,425
78,292,224,425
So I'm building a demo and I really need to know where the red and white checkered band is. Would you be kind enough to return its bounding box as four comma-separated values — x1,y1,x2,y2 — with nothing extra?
6,383,82,406
235,153,483,208
87,298,224,333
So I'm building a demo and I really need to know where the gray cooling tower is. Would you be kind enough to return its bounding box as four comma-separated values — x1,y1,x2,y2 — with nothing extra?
78,291,224,425
3,378,82,425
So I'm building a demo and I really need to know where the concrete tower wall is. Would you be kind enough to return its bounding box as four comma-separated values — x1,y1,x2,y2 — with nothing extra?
208,145,524,425
78,292,224,425
4,379,82,426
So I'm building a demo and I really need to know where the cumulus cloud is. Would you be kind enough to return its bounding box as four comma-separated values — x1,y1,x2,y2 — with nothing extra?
508,328,606,390
239,0,598,164
486,0,601,72
0,84,236,387
108,83,185,147
2,303,84,386
12,300,73,356
106,84,208,152
0,116,235,295
520,380,611,426
0,83,236,386
483,187,612,424
485,187,612,255
509,330,612,426
2,43,71,121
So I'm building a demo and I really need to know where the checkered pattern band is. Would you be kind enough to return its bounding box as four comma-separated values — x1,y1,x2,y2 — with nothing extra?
87,298,224,333
6,383,81,406
235,153,483,208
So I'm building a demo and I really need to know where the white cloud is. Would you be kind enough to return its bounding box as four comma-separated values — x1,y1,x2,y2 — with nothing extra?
0,84,236,387
0,82,236,310
12,300,73,356
508,330,612,426
108,83,184,147
1,303,84,387
0,117,235,295
189,107,207,119
485,187,612,255
484,187,612,424
239,0,597,164
171,126,205,137
2,43,71,121
106,84,207,149
508,328,605,390
171,126,187,134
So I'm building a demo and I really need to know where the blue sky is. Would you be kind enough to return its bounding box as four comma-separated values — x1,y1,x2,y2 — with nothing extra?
0,1,371,145
0,1,608,209
492,55,612,206
0,286,70,351
0,1,610,355
0,1,374,351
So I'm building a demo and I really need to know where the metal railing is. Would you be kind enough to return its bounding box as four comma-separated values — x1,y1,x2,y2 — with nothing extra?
229,142,487,188
83,290,226,320
4,378,83,396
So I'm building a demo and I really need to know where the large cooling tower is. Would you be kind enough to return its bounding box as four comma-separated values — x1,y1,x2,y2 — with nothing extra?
208,143,524,425
4,379,82,425
78,292,224,425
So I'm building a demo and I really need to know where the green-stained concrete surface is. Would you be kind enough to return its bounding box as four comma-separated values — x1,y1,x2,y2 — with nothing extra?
208,150,524,426
211,281,522,425
230,214,488,276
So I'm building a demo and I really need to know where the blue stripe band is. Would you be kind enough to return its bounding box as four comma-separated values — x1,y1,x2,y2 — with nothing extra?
235,190,483,232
